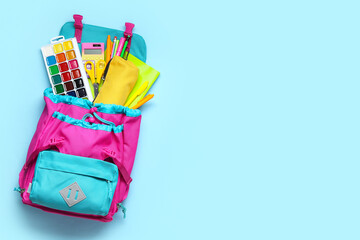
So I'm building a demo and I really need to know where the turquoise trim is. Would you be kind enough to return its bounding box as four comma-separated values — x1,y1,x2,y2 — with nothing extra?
94,103,141,117
52,111,124,133
44,88,141,117
44,88,93,109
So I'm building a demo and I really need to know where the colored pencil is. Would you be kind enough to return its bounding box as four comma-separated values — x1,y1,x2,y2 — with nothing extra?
131,94,154,109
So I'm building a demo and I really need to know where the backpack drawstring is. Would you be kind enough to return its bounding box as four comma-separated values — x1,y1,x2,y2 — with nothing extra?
82,108,116,127
92,112,115,126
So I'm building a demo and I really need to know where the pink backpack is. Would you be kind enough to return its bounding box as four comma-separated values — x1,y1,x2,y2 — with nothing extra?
16,88,141,222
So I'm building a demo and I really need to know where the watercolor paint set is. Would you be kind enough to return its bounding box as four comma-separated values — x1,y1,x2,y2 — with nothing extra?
41,36,94,101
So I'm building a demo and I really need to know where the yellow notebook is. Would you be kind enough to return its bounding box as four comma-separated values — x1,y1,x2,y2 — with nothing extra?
125,54,160,108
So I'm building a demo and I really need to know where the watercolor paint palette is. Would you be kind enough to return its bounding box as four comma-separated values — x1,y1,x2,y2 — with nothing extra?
41,36,93,101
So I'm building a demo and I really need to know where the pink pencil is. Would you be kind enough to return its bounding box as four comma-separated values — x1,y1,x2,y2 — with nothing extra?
110,36,117,59
115,37,126,56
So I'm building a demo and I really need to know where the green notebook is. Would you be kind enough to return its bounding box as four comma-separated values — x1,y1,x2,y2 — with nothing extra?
126,54,160,108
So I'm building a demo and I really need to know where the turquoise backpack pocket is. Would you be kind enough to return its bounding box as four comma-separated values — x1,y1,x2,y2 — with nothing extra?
29,150,118,216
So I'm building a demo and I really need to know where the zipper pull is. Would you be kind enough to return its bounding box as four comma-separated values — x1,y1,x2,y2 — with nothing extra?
117,203,127,219
14,187,25,193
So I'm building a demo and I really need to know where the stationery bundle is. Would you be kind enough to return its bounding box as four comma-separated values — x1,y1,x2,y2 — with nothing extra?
15,14,160,222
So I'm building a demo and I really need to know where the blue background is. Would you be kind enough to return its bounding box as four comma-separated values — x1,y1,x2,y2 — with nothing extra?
1,0,359,239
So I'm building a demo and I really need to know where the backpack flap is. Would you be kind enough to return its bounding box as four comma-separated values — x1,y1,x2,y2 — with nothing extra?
60,20,147,63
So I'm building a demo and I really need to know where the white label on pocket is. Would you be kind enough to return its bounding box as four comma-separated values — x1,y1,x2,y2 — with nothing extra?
27,183,32,194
